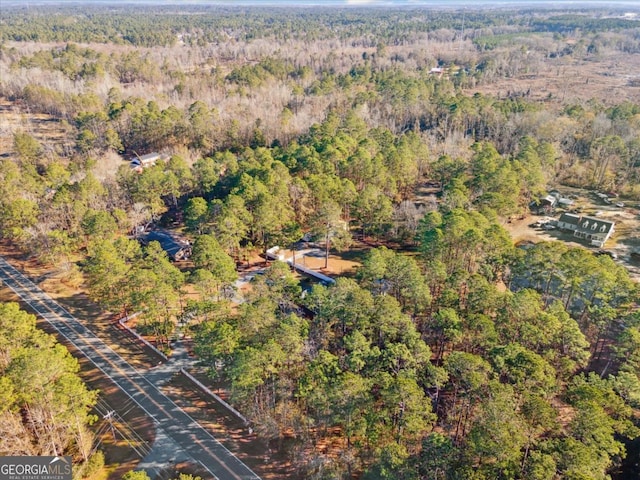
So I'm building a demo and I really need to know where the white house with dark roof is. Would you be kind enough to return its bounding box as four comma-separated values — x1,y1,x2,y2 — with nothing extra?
556,213,615,247
557,212,581,231
572,215,615,247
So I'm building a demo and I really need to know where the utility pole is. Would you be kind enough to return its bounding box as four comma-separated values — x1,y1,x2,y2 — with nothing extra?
104,411,117,441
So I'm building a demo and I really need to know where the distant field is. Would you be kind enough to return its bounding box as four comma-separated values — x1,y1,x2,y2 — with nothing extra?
467,49,640,105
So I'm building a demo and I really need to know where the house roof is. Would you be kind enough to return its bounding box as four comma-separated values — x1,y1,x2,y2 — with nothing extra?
130,152,163,171
574,216,614,235
142,230,189,259
139,152,161,162
540,195,557,205
558,212,581,225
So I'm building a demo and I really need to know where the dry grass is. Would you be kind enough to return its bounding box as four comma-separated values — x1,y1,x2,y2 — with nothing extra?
464,50,640,106
0,97,74,159
276,247,364,278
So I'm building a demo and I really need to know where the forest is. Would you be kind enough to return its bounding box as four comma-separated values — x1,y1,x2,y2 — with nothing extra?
0,3,640,480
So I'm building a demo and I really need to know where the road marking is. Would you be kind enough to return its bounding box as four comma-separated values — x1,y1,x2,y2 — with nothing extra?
0,258,262,480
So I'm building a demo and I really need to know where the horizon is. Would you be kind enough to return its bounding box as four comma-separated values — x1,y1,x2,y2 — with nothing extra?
5,0,640,8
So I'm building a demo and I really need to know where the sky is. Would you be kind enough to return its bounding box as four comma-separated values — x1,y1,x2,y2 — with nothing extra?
8,0,640,6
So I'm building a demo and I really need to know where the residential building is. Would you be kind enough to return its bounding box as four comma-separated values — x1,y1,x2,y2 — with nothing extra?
140,229,191,261
556,213,615,247
530,195,558,215
130,152,163,173
572,215,615,247
557,212,581,231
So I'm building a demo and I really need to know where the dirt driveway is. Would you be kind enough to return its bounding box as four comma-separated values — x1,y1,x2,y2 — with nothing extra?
503,186,640,281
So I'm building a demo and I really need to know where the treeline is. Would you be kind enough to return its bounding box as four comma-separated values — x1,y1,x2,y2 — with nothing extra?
2,19,639,199
67,148,640,479
3,96,638,274
2,6,638,48
2,108,552,271
0,6,524,47
61,114,635,479
532,14,640,34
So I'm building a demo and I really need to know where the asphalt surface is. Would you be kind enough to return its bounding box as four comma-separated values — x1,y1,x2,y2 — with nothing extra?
0,256,260,480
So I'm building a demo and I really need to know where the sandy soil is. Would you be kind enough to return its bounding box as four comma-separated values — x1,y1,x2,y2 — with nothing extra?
502,186,640,280
0,98,75,158
274,247,364,278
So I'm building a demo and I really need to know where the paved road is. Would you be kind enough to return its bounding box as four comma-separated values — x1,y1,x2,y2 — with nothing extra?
0,256,260,480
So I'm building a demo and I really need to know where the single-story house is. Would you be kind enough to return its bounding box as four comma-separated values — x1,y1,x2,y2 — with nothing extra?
130,152,163,173
140,230,191,261
571,215,615,248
